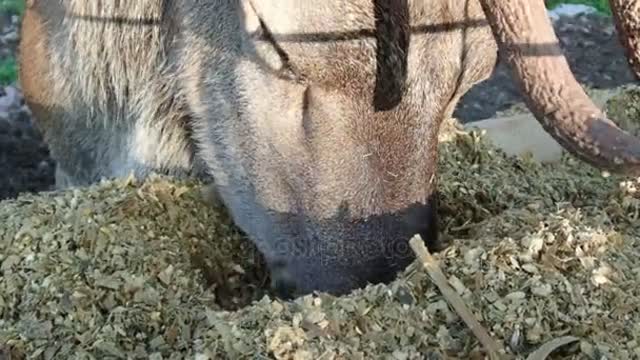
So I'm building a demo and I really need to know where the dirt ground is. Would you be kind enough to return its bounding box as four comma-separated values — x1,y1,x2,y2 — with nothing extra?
0,12,637,201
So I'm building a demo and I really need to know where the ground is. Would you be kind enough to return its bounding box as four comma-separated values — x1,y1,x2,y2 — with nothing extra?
0,9,636,201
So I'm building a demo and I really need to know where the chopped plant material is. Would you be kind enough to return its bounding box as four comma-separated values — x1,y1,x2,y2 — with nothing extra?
409,235,506,359
1,103,640,358
604,84,640,137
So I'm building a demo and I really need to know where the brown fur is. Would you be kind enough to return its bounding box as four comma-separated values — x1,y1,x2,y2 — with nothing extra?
20,0,498,297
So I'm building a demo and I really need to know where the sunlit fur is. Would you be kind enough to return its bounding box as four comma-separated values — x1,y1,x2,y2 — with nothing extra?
19,0,497,297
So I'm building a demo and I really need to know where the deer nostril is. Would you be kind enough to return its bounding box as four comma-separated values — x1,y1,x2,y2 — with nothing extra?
272,276,297,300
269,261,297,300
402,200,444,252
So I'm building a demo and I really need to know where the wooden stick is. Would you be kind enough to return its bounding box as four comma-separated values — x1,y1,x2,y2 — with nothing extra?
526,336,579,360
409,234,507,360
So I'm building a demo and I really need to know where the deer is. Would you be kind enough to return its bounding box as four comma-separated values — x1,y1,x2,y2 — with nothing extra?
18,0,640,299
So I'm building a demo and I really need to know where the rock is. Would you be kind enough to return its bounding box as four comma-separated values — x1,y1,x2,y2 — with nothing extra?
463,113,565,163
0,86,22,114
548,4,597,22
2,30,18,43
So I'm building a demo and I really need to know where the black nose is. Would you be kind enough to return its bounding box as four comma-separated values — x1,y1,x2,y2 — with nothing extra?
402,199,446,252
269,261,298,300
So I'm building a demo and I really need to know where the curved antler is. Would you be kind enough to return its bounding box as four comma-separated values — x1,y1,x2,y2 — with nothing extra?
609,0,640,80
479,0,640,176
